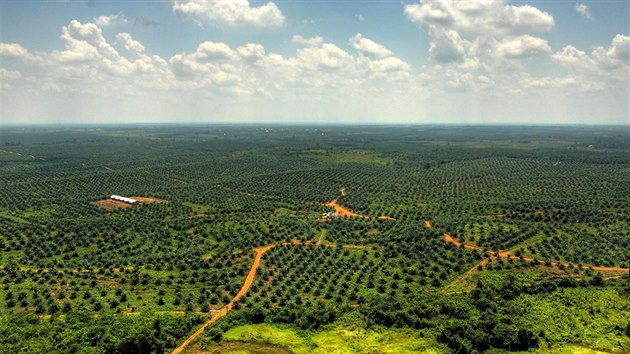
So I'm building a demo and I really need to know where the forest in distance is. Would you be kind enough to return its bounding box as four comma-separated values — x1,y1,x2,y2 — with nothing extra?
0,125,628,354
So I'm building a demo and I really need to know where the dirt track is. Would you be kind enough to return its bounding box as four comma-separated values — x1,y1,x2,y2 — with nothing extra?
172,245,275,354
325,199,363,217
171,238,380,353
173,202,627,352
325,199,395,221
443,234,629,273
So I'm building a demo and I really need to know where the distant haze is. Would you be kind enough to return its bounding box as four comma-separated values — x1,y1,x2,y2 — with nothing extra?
0,0,628,125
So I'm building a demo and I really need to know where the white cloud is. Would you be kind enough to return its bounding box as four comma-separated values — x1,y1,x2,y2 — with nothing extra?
292,35,324,47
429,30,466,62
552,45,589,66
554,35,629,74
192,41,236,61
237,43,266,62
497,35,551,59
0,68,21,80
1,17,627,125
0,68,22,91
0,43,30,58
368,57,410,73
575,3,594,21
116,33,144,53
94,13,129,27
296,43,354,72
349,33,392,58
404,0,554,36
172,0,285,28
607,34,630,61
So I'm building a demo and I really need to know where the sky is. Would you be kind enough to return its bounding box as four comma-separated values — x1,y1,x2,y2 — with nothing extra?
0,0,628,125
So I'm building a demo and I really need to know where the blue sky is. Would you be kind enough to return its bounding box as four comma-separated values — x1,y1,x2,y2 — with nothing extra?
1,0,628,125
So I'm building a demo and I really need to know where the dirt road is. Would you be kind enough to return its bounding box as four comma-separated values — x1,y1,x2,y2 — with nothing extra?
172,245,275,354
443,234,628,273
325,199,364,217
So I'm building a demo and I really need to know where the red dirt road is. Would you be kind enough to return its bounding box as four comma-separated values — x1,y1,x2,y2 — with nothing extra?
325,199,363,217
443,234,628,273
172,245,275,354
324,199,395,220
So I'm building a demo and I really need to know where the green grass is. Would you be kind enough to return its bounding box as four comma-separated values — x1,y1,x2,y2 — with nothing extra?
214,321,444,354
222,324,311,354
532,345,612,354
194,341,294,354
310,327,440,354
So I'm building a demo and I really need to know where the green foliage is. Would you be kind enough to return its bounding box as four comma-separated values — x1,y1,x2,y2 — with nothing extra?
0,310,204,353
0,126,628,352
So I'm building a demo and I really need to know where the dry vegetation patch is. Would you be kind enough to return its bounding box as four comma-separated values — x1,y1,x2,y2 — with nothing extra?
90,199,132,210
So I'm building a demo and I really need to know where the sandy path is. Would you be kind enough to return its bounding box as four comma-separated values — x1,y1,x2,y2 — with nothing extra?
315,229,326,246
325,199,364,217
172,245,275,354
324,199,394,221
443,234,628,273
444,234,485,252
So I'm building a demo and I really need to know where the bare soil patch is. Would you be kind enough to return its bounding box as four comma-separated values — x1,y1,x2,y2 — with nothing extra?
91,199,132,210
324,199,394,220
377,216,395,220
130,196,167,203
425,220,432,228
325,199,363,217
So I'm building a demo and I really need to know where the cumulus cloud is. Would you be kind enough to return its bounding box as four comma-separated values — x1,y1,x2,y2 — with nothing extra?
497,35,551,59
429,30,466,62
292,35,324,47
52,20,121,64
296,43,354,72
172,0,285,28
575,3,593,21
94,13,129,27
0,68,21,82
349,33,392,58
607,34,630,61
116,33,144,53
191,41,236,61
1,16,626,124
237,43,266,62
404,0,554,36
0,43,30,58
554,34,629,73
368,57,410,72
552,45,589,66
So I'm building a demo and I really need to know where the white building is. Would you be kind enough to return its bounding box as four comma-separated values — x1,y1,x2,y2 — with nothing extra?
110,195,137,204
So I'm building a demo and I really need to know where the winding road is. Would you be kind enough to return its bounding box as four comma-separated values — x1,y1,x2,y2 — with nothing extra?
442,234,629,273
172,245,275,354
173,200,628,353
